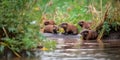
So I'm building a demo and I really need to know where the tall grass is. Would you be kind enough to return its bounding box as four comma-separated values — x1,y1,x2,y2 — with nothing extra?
88,0,120,48
89,0,120,38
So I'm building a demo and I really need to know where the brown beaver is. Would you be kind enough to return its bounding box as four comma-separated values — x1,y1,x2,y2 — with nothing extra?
78,20,92,29
59,23,78,35
43,20,55,25
80,29,98,40
43,25,59,34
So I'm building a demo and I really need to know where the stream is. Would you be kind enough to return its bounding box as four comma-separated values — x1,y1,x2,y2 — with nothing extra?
1,33,120,60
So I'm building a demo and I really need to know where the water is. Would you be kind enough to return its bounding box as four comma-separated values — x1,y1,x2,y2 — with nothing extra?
1,33,120,60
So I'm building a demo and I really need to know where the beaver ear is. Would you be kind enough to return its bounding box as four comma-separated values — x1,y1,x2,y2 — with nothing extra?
61,22,67,25
44,21,49,25
78,21,84,26
64,23,68,25
64,23,69,26
63,23,68,27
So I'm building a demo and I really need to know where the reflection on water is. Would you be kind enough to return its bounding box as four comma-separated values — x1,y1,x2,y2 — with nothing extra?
40,48,120,60
1,33,120,60
2,48,120,60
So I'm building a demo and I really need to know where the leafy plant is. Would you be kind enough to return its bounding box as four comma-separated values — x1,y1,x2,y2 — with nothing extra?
102,22,111,35
0,0,56,57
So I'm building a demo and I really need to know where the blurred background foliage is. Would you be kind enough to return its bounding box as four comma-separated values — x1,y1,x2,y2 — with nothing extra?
0,0,120,57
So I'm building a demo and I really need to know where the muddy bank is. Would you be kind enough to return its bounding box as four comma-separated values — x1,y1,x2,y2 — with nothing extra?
102,30,120,40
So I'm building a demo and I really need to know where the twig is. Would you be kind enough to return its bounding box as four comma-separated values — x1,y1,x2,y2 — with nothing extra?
2,27,9,38
0,42,21,58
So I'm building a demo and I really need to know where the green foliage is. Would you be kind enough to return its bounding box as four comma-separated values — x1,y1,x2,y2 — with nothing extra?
42,40,56,50
38,0,92,31
102,22,111,35
0,45,4,54
0,0,56,56
0,0,37,54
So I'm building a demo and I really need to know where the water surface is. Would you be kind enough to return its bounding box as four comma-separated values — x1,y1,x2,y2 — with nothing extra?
1,33,120,60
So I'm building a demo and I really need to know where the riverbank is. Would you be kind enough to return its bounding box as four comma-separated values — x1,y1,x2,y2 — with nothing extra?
102,30,120,40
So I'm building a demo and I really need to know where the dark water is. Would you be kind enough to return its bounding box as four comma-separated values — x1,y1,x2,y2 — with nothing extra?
1,33,120,60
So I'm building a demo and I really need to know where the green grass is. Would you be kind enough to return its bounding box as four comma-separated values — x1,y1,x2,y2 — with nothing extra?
33,0,92,31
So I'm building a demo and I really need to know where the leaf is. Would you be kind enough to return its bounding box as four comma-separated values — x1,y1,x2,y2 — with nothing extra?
40,47,48,51
0,45,5,53
26,51,31,56
59,28,64,33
